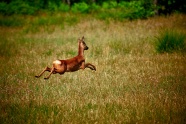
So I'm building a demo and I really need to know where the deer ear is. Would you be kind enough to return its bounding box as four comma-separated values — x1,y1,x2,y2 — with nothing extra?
82,36,84,39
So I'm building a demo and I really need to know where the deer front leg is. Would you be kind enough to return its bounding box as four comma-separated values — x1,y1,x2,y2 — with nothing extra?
85,63,96,71
35,66,51,78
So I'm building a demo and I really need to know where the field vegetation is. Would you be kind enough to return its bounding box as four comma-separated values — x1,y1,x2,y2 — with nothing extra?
0,1,186,123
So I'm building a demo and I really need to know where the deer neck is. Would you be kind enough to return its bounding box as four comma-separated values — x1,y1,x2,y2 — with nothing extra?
78,44,84,56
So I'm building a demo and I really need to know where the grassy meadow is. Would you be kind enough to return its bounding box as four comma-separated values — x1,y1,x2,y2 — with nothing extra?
0,13,186,123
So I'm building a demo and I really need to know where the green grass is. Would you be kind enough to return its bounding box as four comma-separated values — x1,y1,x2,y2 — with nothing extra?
0,14,186,123
156,29,186,53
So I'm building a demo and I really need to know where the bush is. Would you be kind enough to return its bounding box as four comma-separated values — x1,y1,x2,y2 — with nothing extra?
58,3,70,12
0,2,7,14
97,1,155,21
90,3,100,12
71,2,90,13
0,1,155,20
102,1,117,9
155,30,186,53
118,1,154,19
46,2,70,12
48,2,58,11
0,1,37,15
7,1,37,15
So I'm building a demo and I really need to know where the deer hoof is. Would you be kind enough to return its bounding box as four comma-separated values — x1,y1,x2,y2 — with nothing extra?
92,67,96,71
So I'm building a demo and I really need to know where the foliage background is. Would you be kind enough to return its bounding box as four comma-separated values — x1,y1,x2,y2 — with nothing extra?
0,0,186,123
0,0,186,17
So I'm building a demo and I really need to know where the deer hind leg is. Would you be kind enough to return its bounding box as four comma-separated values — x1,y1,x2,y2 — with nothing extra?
44,67,55,80
35,66,51,78
85,63,96,71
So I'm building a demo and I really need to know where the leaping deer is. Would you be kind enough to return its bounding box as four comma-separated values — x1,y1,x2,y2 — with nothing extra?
35,36,96,79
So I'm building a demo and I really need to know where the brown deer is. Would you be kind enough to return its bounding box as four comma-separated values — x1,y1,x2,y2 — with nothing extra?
35,36,96,79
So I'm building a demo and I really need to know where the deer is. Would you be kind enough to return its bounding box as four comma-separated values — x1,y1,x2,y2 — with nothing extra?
35,36,96,79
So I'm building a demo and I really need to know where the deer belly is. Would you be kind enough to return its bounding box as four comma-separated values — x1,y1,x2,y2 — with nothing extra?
66,63,81,72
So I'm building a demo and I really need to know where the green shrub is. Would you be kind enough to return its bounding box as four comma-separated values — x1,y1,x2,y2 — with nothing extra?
71,2,90,13
58,3,70,12
90,3,100,12
48,2,58,11
118,1,153,20
0,2,7,14
97,1,154,21
155,30,186,53
6,1,37,15
0,1,155,20
102,1,117,9
47,2,70,12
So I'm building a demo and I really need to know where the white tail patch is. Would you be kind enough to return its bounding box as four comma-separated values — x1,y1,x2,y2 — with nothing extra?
53,60,61,65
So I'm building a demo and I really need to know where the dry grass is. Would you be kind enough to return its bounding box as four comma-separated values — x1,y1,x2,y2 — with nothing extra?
0,14,186,123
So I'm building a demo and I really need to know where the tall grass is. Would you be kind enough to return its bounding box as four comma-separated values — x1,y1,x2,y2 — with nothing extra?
0,14,186,123
156,29,186,53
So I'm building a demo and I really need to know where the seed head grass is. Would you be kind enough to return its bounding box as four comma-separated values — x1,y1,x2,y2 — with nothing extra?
0,14,186,123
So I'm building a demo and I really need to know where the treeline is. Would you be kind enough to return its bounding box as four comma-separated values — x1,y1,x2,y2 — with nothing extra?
0,0,185,19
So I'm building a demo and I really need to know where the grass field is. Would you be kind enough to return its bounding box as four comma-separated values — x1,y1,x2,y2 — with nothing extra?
0,13,186,123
